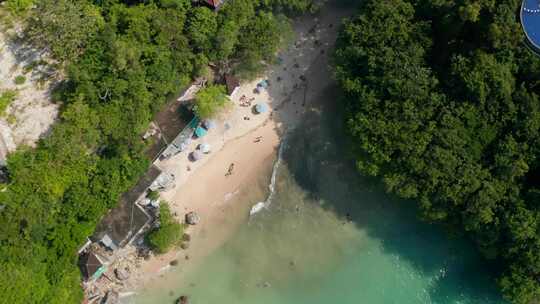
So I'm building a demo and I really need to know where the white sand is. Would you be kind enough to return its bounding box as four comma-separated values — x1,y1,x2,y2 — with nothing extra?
128,5,353,290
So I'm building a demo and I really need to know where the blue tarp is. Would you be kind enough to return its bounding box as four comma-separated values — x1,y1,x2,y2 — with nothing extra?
522,0,540,50
255,103,269,114
195,126,208,138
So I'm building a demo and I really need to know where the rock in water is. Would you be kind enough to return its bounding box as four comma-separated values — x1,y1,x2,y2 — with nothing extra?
185,212,200,225
177,295,189,304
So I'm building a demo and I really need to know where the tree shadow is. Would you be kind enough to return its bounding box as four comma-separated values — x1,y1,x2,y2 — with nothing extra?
277,85,505,303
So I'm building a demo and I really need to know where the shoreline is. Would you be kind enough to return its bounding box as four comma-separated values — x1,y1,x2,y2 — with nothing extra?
121,4,353,296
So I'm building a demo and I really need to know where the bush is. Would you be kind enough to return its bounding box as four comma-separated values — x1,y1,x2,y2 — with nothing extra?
14,75,26,85
193,85,229,119
147,190,160,201
147,203,184,254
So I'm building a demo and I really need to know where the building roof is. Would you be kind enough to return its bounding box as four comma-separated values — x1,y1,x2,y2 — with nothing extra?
79,252,104,280
92,165,161,248
225,74,240,95
204,0,224,9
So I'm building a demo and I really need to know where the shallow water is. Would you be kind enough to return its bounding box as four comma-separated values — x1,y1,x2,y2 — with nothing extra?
134,94,505,304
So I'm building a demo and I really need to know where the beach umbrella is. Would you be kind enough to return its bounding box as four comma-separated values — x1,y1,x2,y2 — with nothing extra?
255,102,269,114
195,126,208,138
199,143,211,154
257,80,269,88
203,119,216,130
191,150,203,161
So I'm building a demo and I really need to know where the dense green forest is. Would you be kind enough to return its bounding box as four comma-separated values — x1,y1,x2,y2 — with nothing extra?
0,0,318,302
334,0,540,303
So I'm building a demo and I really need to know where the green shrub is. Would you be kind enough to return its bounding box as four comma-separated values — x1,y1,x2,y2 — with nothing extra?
6,0,34,15
147,203,184,254
147,190,160,201
0,90,17,116
14,75,26,85
193,85,228,119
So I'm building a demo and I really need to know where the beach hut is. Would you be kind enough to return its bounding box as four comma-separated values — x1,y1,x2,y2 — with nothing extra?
255,102,269,114
79,252,108,281
191,150,203,161
199,143,211,154
195,126,208,138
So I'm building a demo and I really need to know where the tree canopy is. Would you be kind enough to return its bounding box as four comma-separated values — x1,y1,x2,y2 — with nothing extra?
193,84,229,119
334,0,540,303
0,0,319,302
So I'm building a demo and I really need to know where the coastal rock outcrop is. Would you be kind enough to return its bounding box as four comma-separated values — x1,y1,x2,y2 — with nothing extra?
185,212,200,225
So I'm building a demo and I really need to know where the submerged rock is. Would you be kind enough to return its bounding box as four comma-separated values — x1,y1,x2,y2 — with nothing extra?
185,212,200,225
177,295,189,304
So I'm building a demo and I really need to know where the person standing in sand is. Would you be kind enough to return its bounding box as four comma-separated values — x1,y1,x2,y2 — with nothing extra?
225,163,235,176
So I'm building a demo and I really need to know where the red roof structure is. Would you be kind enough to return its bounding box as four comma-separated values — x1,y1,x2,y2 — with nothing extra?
203,0,224,9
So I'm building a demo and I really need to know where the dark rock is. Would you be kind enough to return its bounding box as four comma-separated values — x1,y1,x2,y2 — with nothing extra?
170,259,179,266
180,242,190,250
182,233,191,242
185,212,200,225
177,295,189,304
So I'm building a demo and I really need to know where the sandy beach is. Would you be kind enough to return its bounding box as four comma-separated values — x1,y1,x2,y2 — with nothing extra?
124,4,353,293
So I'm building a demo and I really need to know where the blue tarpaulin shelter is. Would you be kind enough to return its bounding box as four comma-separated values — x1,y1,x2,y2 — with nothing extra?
195,126,208,137
255,103,269,114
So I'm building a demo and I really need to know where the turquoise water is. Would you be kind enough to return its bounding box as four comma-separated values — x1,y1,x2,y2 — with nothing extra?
134,90,505,304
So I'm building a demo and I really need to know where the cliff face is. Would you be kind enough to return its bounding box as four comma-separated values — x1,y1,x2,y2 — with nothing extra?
0,28,59,165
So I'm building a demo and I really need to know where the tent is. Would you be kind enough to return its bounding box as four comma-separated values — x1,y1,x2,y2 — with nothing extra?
191,150,203,161
199,143,211,154
255,102,269,114
195,126,208,138
257,80,269,88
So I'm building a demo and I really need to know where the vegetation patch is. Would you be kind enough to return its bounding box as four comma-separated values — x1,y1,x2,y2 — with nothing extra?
193,85,229,119
0,90,17,116
334,0,540,302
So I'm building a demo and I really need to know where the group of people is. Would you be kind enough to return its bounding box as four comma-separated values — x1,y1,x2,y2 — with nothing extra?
239,95,255,107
